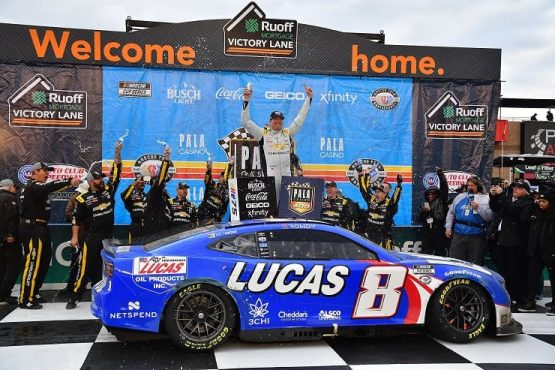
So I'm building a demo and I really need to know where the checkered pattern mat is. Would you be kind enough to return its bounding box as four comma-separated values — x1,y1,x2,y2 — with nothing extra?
0,291,554,370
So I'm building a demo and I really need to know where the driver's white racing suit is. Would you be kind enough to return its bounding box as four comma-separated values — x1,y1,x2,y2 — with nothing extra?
241,97,312,198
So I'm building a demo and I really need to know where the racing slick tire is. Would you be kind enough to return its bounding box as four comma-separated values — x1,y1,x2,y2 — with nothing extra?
164,283,237,351
426,279,491,343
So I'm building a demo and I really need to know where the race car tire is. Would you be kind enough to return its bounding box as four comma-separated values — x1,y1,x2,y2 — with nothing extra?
426,279,490,343
164,283,237,351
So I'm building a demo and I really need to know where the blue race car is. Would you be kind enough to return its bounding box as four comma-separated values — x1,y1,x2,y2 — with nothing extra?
91,219,522,350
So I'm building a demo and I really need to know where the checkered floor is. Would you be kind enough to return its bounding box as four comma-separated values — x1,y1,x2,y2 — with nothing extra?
1,291,554,370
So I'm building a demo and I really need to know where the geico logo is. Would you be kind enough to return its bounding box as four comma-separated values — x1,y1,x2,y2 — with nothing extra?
456,107,485,117
227,262,349,296
29,29,195,66
352,45,444,76
265,91,305,100
246,202,270,208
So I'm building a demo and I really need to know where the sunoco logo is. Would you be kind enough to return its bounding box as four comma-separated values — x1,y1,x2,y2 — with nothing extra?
346,158,387,188
167,82,201,104
8,74,87,129
425,91,488,139
370,88,399,110
224,2,298,58
132,154,176,180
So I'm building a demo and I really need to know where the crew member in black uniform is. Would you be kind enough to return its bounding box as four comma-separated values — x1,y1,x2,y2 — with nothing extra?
67,141,122,309
19,163,80,309
0,179,20,305
142,146,173,236
121,175,146,241
197,160,232,225
321,181,358,231
358,168,402,250
171,182,197,230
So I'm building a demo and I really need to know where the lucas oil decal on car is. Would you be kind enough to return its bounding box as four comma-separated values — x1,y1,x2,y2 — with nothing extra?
132,256,187,293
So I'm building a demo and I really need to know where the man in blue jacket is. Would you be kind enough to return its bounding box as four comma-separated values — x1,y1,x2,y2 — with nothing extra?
445,177,493,265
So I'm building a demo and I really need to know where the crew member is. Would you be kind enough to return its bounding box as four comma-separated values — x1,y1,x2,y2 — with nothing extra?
197,160,233,225
19,163,80,309
321,181,357,231
171,182,197,229
358,169,402,250
242,84,313,196
0,179,20,305
142,146,173,236
121,175,146,241
66,141,122,309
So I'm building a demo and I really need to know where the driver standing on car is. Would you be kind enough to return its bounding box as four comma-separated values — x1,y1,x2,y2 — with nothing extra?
66,141,122,309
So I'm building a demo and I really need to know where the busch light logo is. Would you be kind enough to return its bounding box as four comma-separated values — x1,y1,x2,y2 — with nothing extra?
248,179,266,191
423,172,440,189
167,82,201,104
248,298,270,325
370,88,400,110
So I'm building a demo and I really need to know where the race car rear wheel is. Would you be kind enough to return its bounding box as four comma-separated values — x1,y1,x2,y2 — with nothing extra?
164,283,236,351
426,279,490,343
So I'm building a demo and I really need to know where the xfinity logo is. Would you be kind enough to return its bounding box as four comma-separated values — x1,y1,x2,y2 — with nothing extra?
265,91,305,100
320,91,357,105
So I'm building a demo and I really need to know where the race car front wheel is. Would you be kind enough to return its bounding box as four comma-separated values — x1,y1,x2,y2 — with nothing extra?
426,279,490,343
164,283,237,350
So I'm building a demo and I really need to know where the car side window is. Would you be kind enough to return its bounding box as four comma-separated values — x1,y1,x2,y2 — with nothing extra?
265,229,377,260
210,233,258,257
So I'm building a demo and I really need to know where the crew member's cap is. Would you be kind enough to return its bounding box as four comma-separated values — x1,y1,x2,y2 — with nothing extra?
31,162,54,172
513,179,530,193
178,182,190,189
0,179,16,188
538,190,555,202
87,171,106,182
325,181,337,188
372,184,387,193
270,111,285,119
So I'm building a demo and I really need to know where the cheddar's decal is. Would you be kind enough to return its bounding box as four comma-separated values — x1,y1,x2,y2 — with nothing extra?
8,74,87,129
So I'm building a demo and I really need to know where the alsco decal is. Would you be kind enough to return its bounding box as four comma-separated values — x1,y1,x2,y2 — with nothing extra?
227,262,349,296
132,256,187,275
28,29,196,66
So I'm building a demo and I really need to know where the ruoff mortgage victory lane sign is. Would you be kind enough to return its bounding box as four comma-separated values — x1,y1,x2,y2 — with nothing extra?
224,2,298,58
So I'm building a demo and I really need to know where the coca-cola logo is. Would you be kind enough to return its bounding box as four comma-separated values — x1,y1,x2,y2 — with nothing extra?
215,87,243,100
245,192,269,201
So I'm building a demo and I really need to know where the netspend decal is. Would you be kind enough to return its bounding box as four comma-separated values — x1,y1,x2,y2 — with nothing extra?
425,91,488,139
8,74,87,129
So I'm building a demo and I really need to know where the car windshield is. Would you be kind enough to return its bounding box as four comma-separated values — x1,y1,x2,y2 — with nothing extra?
143,224,222,251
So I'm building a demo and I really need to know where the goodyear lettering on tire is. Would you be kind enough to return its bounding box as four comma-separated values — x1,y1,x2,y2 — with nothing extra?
439,279,470,304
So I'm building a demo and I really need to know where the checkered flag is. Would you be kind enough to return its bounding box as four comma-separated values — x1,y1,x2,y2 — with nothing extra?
218,127,254,155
